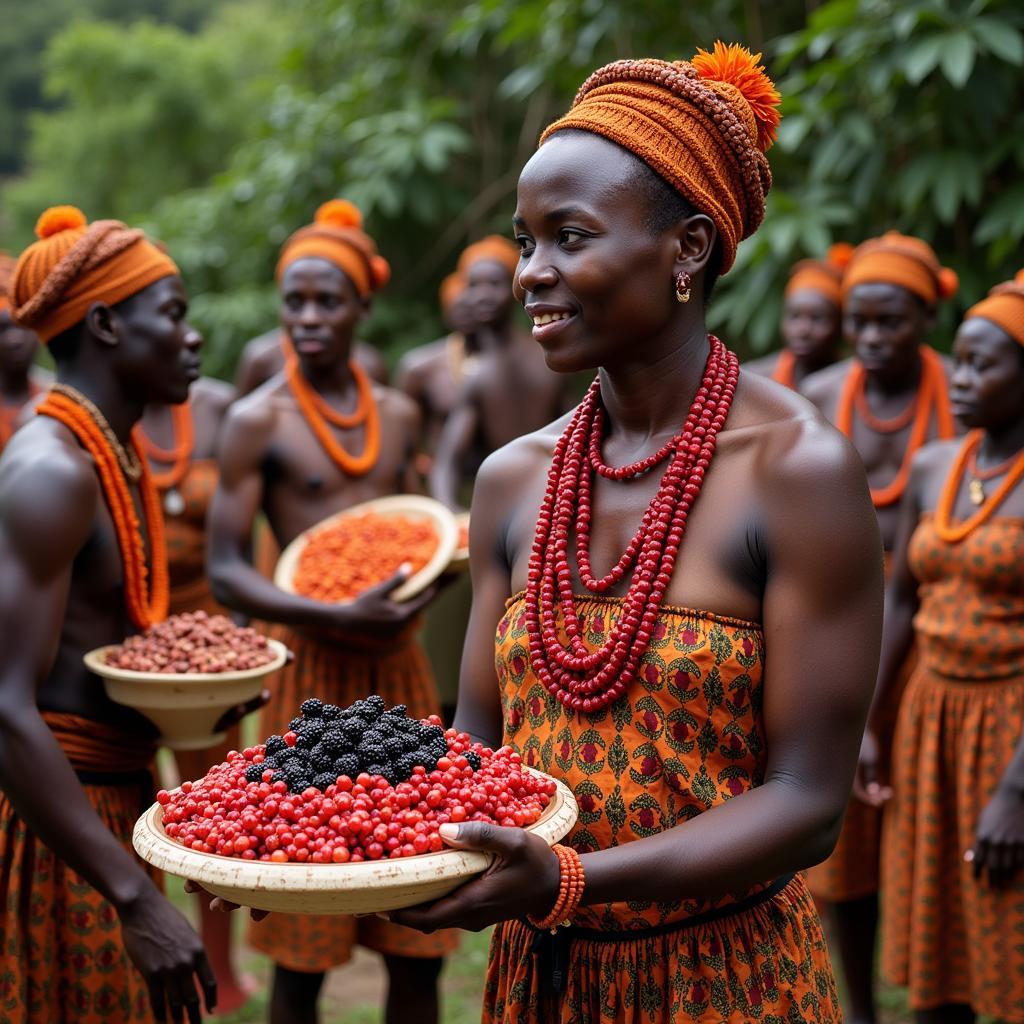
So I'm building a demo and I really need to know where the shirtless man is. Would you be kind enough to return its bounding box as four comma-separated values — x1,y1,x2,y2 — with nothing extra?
0,207,217,1023
430,236,571,511
800,231,960,1024
207,199,457,1024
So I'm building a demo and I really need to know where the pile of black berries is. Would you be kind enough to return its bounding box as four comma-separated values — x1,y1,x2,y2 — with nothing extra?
245,696,453,793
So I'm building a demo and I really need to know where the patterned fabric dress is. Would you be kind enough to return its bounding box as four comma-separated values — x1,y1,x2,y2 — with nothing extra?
0,714,158,1023
485,594,841,1023
882,514,1024,1019
247,625,459,970
805,549,914,903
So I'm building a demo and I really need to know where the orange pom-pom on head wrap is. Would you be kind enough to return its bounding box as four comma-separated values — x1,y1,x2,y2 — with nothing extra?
276,199,390,298
842,231,957,306
457,236,520,279
538,42,781,275
964,270,1024,348
10,206,179,344
784,242,854,306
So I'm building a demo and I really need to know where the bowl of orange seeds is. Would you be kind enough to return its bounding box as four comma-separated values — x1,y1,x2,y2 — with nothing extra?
275,495,459,604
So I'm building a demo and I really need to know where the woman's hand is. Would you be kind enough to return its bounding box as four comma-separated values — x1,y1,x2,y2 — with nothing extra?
968,786,1024,888
852,727,892,807
389,822,562,933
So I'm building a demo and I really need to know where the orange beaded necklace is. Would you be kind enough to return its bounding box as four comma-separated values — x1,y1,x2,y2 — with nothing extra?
38,387,169,628
836,345,954,508
284,354,380,476
934,430,1024,543
770,349,797,389
135,401,194,490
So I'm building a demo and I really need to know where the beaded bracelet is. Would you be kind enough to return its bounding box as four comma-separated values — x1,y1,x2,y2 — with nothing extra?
527,844,585,933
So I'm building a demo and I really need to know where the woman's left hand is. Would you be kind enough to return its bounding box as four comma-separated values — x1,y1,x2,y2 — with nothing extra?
389,822,562,933
969,786,1024,888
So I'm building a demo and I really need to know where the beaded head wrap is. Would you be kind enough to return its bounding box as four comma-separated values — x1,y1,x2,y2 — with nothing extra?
538,42,781,274
842,231,958,305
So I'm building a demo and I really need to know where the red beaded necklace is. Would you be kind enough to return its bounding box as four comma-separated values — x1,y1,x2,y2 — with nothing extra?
525,334,739,712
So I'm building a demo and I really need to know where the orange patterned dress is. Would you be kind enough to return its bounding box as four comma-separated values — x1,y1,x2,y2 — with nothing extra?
0,714,158,1023
882,514,1024,1018
485,594,841,1023
248,625,459,970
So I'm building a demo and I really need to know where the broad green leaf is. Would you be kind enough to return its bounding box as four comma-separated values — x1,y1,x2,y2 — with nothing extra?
940,32,976,88
972,16,1024,65
903,35,945,84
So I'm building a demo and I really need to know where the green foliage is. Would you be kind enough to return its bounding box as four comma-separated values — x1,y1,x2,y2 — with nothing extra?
4,0,1022,372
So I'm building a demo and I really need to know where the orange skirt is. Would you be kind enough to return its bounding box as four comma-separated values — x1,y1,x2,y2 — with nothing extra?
247,624,459,971
805,646,916,902
0,779,157,1023
881,666,1024,1019
484,875,840,1023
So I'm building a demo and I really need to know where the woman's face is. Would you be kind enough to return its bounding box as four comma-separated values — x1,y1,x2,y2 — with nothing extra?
781,289,840,360
512,132,684,374
950,317,1024,432
843,283,930,376
465,260,513,328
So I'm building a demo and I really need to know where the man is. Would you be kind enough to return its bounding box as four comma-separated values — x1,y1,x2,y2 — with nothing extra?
801,230,959,1024
207,199,457,1024
0,205,217,1023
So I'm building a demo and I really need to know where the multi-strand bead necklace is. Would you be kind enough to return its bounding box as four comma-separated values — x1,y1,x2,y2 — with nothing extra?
525,334,739,712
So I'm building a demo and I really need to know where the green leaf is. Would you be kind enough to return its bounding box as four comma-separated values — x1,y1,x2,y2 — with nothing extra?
903,35,945,84
972,17,1024,65
941,32,976,88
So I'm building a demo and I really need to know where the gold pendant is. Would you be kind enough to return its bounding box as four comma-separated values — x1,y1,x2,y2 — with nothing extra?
163,487,186,516
969,478,985,506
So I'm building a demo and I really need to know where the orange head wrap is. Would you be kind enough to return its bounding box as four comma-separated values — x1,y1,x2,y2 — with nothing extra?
842,231,958,306
784,242,853,306
538,42,781,275
965,270,1024,348
439,272,467,311
276,199,390,298
456,236,520,278
0,251,14,314
10,206,179,344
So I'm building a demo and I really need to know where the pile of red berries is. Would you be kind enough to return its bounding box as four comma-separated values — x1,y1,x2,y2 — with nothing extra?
107,612,275,674
157,711,554,863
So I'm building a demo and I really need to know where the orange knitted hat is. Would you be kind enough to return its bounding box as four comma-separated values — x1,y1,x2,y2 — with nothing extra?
10,206,179,344
276,200,390,297
965,270,1024,347
539,42,781,275
842,231,958,305
784,242,853,306
439,272,467,311
0,251,14,314
456,236,520,278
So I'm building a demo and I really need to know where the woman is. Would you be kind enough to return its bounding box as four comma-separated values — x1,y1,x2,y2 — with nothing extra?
858,271,1024,1024
392,45,883,1022
744,244,850,389
0,251,48,452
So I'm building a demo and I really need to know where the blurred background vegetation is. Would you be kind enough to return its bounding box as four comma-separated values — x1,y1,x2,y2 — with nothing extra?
2,0,1022,377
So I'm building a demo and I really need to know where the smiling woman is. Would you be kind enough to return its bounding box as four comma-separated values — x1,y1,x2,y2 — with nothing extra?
390,43,884,1024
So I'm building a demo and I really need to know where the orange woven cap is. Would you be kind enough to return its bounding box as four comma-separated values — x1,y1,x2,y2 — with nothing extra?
965,270,1024,347
457,236,520,278
842,231,958,305
785,242,853,306
439,272,467,311
10,206,179,344
0,251,14,313
538,42,782,275
276,199,391,297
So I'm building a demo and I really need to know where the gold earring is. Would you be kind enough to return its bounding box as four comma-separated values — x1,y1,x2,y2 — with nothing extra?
675,270,692,303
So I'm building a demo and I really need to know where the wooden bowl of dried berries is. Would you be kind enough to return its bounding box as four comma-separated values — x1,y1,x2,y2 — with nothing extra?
275,495,459,605
133,697,578,915
85,612,288,750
